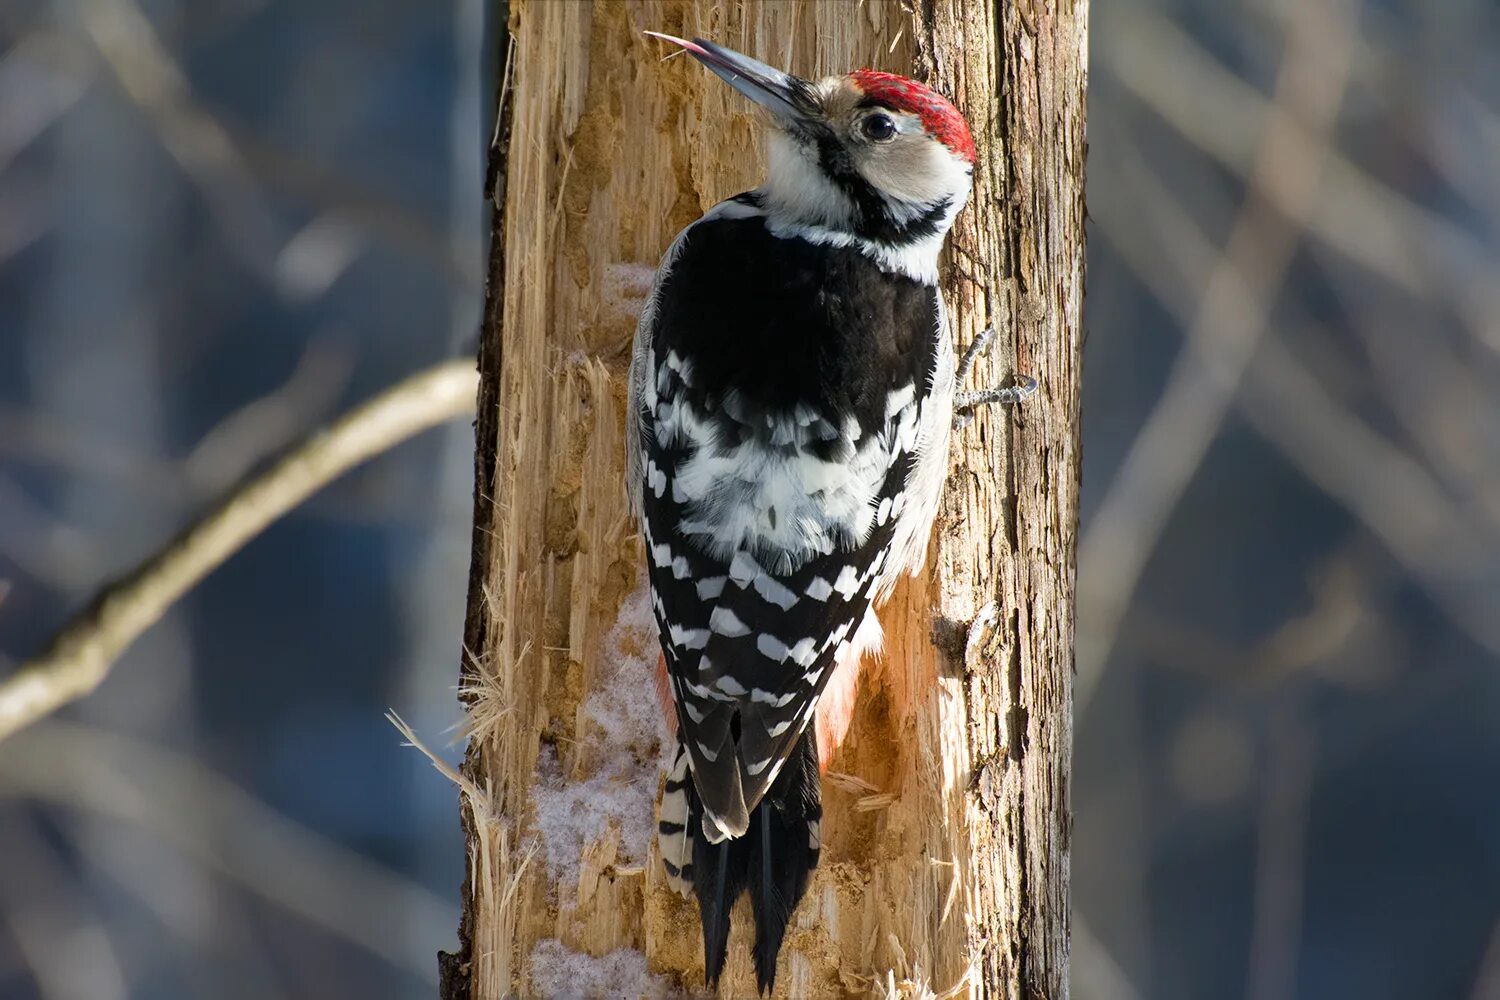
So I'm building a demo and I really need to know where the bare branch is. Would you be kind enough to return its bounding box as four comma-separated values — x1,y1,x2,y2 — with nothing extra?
0,31,90,174
1092,114,1500,663
0,719,458,981
1076,0,1358,707
1244,707,1315,1000
0,814,129,1000
1103,6,1500,359
182,335,356,494
0,360,479,743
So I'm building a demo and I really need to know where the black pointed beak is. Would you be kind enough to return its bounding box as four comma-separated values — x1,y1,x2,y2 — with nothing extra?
645,31,816,128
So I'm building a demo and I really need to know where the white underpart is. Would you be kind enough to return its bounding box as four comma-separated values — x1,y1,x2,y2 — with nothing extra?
847,604,886,664
667,400,897,571
875,295,956,599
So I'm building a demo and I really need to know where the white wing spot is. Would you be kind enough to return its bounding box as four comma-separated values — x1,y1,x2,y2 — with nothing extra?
885,383,916,418
728,551,758,587
709,607,749,637
753,573,798,610
833,565,860,600
806,576,833,601
731,552,798,604
665,350,695,384
757,633,790,663
647,460,668,498
767,719,792,738
669,624,710,650
746,756,773,776
695,576,727,600
715,675,747,697
821,620,852,651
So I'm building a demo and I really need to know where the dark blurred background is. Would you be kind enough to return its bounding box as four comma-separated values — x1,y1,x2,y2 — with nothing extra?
0,1,481,997
1,1,1497,998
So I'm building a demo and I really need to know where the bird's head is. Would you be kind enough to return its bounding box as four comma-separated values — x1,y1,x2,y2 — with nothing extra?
648,33,975,249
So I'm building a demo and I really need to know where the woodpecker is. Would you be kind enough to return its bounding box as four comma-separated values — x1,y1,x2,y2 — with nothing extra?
628,33,1031,992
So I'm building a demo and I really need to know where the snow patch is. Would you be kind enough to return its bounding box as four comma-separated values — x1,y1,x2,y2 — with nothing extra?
532,580,671,882
529,939,671,999
601,262,658,327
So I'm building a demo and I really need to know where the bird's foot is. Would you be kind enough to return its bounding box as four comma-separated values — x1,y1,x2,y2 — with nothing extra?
953,326,1039,429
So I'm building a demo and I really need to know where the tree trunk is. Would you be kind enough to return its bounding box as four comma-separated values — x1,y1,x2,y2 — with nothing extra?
447,2,1085,998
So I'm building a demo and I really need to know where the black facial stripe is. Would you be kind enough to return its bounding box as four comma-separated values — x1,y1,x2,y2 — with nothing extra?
812,131,951,246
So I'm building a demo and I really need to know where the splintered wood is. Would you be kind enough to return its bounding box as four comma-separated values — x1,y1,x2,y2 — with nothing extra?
453,1,1085,998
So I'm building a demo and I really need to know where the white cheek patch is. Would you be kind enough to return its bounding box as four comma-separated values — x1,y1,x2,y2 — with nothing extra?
858,136,972,213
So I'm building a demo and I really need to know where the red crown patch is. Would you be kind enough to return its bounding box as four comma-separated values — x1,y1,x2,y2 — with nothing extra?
849,69,975,163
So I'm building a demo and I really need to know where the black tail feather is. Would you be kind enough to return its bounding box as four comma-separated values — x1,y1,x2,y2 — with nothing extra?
700,832,736,987
691,730,822,994
748,732,820,993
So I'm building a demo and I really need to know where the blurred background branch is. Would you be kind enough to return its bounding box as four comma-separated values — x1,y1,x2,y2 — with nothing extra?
0,360,477,743
1,2,488,996
0,719,456,983
1077,0,1358,707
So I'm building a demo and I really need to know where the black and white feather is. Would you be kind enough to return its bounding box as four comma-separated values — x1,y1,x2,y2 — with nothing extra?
630,192,952,836
629,191,954,991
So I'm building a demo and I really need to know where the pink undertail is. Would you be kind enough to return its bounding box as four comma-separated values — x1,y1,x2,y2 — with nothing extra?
814,643,862,771
654,650,677,739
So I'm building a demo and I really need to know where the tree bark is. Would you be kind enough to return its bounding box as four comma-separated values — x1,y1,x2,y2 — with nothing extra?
447,2,1085,998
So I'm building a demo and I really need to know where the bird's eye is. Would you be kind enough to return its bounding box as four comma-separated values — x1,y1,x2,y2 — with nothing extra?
861,113,897,142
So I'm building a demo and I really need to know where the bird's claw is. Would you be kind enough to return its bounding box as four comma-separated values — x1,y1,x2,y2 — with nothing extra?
955,377,1039,411
953,326,1038,428
955,326,998,384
